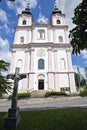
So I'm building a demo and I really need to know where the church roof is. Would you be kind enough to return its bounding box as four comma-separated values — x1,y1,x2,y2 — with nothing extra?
22,3,32,15
52,2,62,14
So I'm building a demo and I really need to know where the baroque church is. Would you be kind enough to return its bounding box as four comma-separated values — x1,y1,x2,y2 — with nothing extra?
9,3,76,93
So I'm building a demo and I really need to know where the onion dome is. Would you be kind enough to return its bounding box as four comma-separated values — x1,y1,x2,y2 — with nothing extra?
22,3,31,15
52,2,62,14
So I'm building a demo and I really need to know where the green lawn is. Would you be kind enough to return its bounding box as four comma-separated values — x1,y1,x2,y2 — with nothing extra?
0,108,87,130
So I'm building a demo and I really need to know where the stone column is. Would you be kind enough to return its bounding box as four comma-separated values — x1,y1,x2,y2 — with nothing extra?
32,27,35,42
66,48,76,93
47,47,54,90
53,48,60,91
48,47,53,71
29,48,35,91
48,27,53,42
30,48,35,72
24,50,29,73
9,51,16,73
54,48,58,71
53,29,56,43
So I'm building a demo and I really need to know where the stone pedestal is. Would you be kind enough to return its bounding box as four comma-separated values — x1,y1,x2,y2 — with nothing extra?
4,107,21,128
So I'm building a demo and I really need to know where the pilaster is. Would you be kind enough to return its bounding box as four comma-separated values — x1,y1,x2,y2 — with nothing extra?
9,51,16,73
48,47,53,72
66,48,76,93
54,48,58,71
24,49,30,73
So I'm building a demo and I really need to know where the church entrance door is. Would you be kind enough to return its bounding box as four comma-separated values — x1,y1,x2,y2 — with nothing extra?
38,80,44,90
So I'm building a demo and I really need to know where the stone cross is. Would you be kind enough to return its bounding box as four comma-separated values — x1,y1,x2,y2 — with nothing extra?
11,67,20,109
4,67,26,129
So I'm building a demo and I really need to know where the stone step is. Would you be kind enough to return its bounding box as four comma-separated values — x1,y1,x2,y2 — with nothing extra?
30,90,47,98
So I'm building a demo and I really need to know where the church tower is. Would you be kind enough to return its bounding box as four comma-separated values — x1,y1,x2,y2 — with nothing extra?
9,3,76,93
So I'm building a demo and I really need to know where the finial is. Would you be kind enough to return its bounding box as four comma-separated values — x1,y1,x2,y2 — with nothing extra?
52,1,62,14
54,2,58,9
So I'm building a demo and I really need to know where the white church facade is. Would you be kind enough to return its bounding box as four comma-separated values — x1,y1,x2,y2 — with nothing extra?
9,4,76,93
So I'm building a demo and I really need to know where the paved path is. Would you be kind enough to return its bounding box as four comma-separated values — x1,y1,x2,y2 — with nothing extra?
0,96,87,112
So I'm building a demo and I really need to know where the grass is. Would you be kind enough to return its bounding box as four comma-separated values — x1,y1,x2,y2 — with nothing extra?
0,108,87,130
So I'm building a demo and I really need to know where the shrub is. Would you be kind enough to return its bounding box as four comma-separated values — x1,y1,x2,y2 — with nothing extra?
79,89,87,97
8,92,31,99
45,91,68,97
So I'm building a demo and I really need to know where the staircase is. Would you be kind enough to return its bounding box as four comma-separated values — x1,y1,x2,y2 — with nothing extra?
30,90,47,98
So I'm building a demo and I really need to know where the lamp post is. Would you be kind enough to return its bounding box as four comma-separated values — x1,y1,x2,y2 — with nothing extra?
4,67,26,128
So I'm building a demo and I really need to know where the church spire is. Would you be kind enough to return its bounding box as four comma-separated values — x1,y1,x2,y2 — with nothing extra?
52,2,62,14
22,3,32,15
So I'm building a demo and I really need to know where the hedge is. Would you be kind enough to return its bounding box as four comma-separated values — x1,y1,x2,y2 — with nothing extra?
8,92,31,99
79,89,87,97
45,91,68,97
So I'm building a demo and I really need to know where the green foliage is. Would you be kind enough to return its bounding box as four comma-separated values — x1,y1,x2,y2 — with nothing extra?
0,60,12,98
45,91,68,97
79,89,87,97
8,92,31,99
74,73,87,87
69,0,87,54
74,73,80,87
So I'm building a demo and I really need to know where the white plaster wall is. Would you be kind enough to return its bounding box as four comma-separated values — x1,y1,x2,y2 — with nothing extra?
18,15,32,26
34,47,48,72
59,74,69,87
14,51,25,73
52,15,65,25
16,30,28,44
33,27,48,43
53,29,66,43
47,28,53,42
57,50,68,72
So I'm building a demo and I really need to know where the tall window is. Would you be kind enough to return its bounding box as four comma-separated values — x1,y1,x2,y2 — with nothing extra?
38,29,45,40
57,20,61,24
38,59,44,69
20,36,24,43
23,20,26,25
59,36,63,42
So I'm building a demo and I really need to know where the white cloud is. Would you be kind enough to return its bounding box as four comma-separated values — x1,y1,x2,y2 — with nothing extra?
81,50,87,59
0,9,8,23
37,12,48,24
0,37,11,63
55,0,82,30
7,0,37,15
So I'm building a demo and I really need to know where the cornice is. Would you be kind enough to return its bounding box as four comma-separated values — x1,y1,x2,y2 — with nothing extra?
11,43,71,49
14,24,68,30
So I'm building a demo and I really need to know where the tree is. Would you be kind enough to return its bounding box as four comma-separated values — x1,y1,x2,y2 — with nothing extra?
69,0,87,54
74,72,87,87
0,60,11,97
74,73,80,87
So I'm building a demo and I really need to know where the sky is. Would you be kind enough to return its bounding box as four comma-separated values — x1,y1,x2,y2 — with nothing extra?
0,0,87,78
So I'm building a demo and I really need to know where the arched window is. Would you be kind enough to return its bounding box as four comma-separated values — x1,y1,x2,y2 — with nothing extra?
59,36,63,42
38,59,44,69
20,36,24,43
60,58,65,70
57,20,61,24
37,29,45,40
22,20,26,25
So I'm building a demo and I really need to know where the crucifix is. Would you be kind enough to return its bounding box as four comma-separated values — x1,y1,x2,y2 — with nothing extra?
4,67,26,129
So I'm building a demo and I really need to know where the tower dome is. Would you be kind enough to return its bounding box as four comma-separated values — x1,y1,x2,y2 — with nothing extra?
52,2,62,14
22,3,31,15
